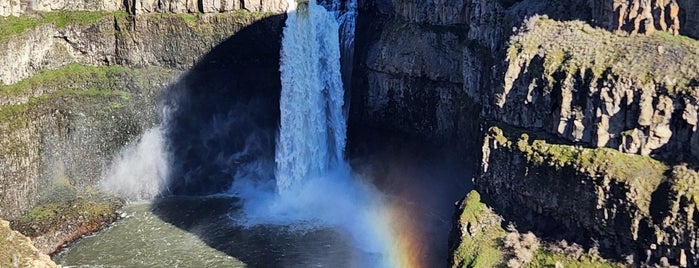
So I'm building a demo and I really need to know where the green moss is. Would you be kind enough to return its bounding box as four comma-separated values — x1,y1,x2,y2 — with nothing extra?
149,10,277,29
0,88,131,130
670,165,699,205
0,63,131,98
452,190,626,268
505,129,667,187
507,18,699,95
452,191,507,268
453,191,630,268
0,11,110,42
11,182,122,237
528,248,625,268
488,126,668,213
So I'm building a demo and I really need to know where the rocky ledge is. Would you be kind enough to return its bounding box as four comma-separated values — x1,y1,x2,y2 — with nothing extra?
449,190,625,267
490,17,699,160
475,125,697,267
0,219,57,267
10,183,123,254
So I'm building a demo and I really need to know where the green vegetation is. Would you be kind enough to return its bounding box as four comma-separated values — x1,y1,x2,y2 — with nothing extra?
11,181,122,237
0,63,134,131
452,190,625,268
0,88,130,130
529,248,625,268
670,165,699,205
452,191,506,268
0,63,132,98
507,17,699,94
490,126,667,213
148,10,278,29
0,11,110,42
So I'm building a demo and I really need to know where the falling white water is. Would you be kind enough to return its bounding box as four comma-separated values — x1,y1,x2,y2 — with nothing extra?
99,127,170,200
232,1,395,266
276,0,347,194
326,0,357,53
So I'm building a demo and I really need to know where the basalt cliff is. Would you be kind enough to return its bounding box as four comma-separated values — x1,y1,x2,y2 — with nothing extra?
1,0,699,267
353,0,699,267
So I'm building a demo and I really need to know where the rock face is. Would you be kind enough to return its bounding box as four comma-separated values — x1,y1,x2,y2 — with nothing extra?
678,0,699,38
353,0,699,266
123,0,286,14
0,0,286,16
0,17,116,85
0,0,121,16
0,10,284,220
371,0,470,25
590,0,681,35
478,126,699,266
0,65,170,220
492,17,699,158
351,2,485,153
0,219,57,268
0,11,282,85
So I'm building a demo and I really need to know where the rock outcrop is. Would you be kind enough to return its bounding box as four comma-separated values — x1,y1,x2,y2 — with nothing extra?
0,7,285,255
0,9,285,219
678,0,699,38
0,16,116,85
0,0,120,16
0,65,171,220
0,219,57,268
478,126,698,266
353,0,699,266
590,0,681,35
491,17,699,159
0,0,286,16
0,11,281,85
123,0,286,14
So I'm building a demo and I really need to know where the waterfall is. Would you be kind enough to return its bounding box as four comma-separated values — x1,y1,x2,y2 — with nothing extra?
276,0,348,194
325,0,357,116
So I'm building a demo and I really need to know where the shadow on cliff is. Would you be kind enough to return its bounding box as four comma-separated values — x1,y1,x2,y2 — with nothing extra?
146,14,298,266
158,15,283,196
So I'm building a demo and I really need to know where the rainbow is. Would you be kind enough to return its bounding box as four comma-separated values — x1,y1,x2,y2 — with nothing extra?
360,193,431,268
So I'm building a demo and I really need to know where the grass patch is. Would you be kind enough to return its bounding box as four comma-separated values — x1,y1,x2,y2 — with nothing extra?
488,125,668,214
529,248,625,268
670,165,699,205
0,88,131,131
10,182,122,237
0,11,110,42
452,190,628,268
507,17,699,95
147,10,277,29
452,191,506,268
0,63,131,98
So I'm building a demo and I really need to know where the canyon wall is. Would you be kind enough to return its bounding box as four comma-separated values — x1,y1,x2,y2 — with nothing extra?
0,10,284,219
478,126,697,266
0,0,286,16
492,17,699,159
0,7,284,255
353,0,699,266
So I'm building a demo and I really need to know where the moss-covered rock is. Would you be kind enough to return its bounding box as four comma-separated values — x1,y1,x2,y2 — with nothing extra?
0,218,57,267
495,16,699,159
478,125,699,266
449,190,625,268
450,190,507,268
0,63,175,220
10,181,123,254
